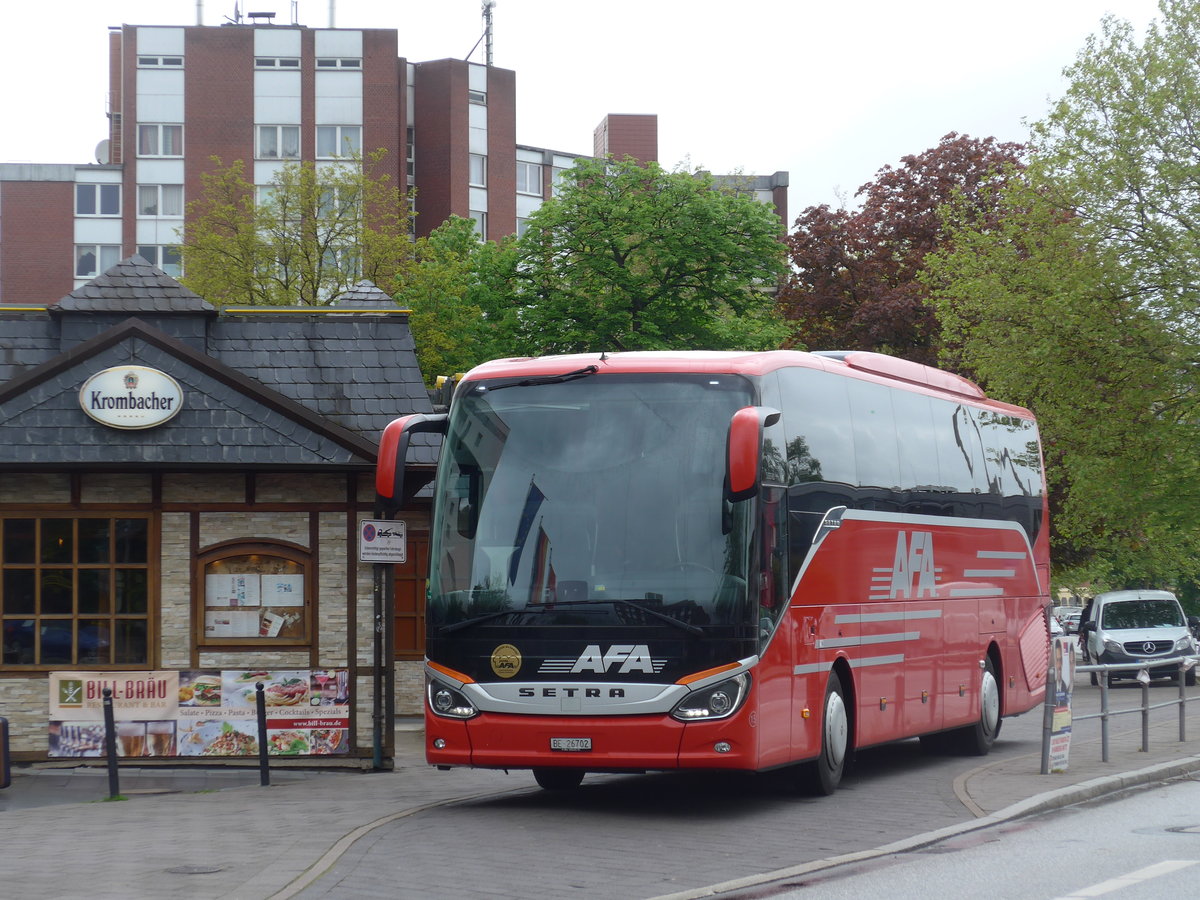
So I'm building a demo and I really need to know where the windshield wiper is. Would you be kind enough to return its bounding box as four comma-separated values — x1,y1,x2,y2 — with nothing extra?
481,365,599,392
435,597,704,637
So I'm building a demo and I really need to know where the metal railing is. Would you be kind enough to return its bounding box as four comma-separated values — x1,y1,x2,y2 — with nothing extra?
1055,655,1200,766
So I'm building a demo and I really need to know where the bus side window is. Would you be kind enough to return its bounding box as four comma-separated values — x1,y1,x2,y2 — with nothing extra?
776,368,856,576
846,378,900,510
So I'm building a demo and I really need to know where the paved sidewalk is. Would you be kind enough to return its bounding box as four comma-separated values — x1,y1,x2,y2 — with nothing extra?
0,688,1198,900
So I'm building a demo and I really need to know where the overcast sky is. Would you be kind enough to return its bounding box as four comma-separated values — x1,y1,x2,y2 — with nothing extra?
0,0,1164,219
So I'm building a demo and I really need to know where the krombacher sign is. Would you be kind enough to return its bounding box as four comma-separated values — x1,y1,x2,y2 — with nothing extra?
79,365,184,430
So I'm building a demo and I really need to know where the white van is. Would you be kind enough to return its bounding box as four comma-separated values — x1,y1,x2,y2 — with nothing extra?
1079,589,1197,685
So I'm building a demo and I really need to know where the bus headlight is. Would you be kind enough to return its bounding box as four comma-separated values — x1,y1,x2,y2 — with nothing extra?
670,673,750,722
427,679,478,719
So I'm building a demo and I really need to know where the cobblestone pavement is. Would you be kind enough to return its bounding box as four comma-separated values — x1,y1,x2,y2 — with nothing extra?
1,682,1198,900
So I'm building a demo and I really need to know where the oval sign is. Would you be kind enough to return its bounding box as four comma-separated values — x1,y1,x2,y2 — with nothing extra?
79,365,184,430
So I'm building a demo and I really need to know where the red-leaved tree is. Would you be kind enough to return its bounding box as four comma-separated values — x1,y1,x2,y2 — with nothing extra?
780,133,1025,365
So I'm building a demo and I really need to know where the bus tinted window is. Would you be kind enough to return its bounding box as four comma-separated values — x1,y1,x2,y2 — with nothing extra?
846,379,901,505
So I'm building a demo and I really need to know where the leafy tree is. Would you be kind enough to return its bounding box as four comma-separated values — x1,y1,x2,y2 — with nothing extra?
926,0,1200,590
780,133,1025,365
395,215,517,384
181,150,413,306
490,157,789,355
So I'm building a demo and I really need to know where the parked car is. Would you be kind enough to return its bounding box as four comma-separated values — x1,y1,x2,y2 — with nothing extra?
1079,589,1197,685
1051,605,1083,634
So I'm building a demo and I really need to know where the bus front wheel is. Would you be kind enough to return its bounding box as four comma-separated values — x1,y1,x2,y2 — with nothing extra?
533,767,585,791
808,670,849,795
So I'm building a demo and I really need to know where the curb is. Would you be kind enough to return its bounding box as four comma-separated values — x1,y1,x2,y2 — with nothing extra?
643,754,1200,900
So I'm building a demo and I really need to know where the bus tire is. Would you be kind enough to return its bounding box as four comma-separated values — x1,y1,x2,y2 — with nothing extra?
955,657,1001,756
808,670,849,795
533,767,585,791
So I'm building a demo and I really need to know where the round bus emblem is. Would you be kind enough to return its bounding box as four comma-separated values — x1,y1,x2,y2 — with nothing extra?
491,644,522,678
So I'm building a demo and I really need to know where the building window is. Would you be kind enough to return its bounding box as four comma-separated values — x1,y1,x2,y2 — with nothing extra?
469,154,487,188
254,57,300,68
406,126,415,181
1,516,152,668
468,90,487,105
257,125,301,159
516,162,542,197
137,184,183,217
75,245,120,278
198,542,311,646
316,125,361,158
137,245,183,278
469,210,486,238
316,58,361,68
516,217,531,238
138,56,183,67
137,124,183,157
75,184,121,216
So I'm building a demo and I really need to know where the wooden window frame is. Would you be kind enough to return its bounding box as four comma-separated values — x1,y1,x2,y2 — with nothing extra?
194,539,313,649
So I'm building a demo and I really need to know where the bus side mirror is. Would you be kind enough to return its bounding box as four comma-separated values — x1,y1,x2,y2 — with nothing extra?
376,413,448,512
726,406,781,502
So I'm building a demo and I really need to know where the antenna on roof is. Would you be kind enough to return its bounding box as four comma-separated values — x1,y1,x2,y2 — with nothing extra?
224,2,243,25
466,1,496,65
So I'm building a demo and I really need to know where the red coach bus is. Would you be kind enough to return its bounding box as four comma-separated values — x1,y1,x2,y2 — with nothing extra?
376,350,1050,793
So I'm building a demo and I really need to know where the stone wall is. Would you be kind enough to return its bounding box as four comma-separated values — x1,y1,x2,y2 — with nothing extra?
0,470,424,758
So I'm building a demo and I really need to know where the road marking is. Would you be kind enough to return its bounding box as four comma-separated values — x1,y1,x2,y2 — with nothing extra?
1052,860,1198,899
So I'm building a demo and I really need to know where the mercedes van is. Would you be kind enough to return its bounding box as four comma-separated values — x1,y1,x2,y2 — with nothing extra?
1079,589,1197,685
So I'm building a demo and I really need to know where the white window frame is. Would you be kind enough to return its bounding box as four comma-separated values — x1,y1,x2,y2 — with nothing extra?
516,162,543,197
468,90,487,105
138,55,183,68
316,125,361,159
257,125,301,159
75,184,121,217
254,57,300,68
469,154,487,188
137,244,183,278
75,245,120,278
469,211,486,239
137,184,184,218
137,124,183,157
316,58,361,69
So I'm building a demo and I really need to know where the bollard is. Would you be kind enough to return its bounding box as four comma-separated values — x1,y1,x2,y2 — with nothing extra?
256,682,270,786
0,716,9,790
102,688,120,799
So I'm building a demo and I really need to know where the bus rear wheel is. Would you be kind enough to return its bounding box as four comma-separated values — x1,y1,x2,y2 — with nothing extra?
955,657,1001,756
533,767,585,791
807,670,849,795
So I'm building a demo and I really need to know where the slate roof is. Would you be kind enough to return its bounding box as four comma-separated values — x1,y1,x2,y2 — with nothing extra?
0,258,437,469
52,255,216,314
331,280,400,308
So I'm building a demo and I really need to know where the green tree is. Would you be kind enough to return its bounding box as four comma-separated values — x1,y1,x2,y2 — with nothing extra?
492,157,788,355
926,0,1200,590
395,215,517,384
181,150,413,306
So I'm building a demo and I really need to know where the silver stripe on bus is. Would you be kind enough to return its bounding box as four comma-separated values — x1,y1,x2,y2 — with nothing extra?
794,663,826,675
849,654,906,668
817,631,920,649
835,610,941,624
949,587,1005,598
963,569,1016,578
977,550,1027,559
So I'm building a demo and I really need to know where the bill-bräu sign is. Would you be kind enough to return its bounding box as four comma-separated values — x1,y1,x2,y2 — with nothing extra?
79,365,184,429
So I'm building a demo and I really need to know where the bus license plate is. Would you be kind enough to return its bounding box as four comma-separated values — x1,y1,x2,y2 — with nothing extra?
550,737,591,752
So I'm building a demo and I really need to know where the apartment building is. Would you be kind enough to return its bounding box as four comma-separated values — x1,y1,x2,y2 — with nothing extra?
0,19,788,305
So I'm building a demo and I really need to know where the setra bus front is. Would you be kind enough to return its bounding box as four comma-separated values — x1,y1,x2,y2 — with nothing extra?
377,356,787,789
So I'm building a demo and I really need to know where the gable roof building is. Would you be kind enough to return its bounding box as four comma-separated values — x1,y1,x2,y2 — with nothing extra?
0,258,434,764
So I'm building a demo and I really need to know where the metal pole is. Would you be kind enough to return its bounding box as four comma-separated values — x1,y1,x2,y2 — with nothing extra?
1141,673,1150,752
372,520,384,771
102,688,120,799
1099,675,1110,762
256,682,270,786
1039,655,1055,775
1180,661,1188,743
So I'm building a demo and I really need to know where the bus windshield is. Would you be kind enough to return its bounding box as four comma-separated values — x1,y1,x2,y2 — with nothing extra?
427,373,757,634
